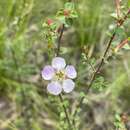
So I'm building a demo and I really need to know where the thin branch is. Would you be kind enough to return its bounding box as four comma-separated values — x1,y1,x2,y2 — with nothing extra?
72,8,130,123
56,24,73,129
115,0,121,19
56,24,65,56
59,94,72,129
86,56,96,73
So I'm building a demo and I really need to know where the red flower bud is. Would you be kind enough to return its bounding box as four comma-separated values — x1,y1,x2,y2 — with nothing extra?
47,19,53,26
64,10,70,16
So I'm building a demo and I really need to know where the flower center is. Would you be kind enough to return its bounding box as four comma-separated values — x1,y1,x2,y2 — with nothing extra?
55,70,65,81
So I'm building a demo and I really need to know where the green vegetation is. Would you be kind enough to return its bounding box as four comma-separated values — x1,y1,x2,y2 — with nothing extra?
0,0,130,130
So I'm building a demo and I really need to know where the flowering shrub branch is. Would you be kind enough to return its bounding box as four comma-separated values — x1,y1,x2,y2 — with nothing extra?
41,2,78,129
41,1,130,130
56,23,73,129
72,7,130,126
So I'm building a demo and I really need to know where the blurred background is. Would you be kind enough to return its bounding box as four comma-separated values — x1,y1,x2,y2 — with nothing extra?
0,0,130,130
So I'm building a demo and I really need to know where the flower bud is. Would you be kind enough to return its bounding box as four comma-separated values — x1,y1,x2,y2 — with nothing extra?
47,19,53,26
64,10,70,16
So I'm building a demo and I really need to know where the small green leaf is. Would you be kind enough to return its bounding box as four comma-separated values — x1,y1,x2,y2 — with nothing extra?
65,2,74,10
79,92,85,98
92,76,107,92
60,112,66,119
70,11,78,18
50,23,57,30
110,13,118,19
123,44,130,50
63,100,69,107
60,47,70,54
115,114,121,121
116,27,124,36
57,15,66,24
111,41,119,46
42,22,48,27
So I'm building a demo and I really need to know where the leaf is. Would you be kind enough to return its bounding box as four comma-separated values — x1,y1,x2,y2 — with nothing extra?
42,22,48,27
122,44,130,50
70,11,78,18
63,100,69,107
60,47,70,54
79,92,85,98
60,112,66,119
115,113,121,121
64,2,74,10
115,27,125,36
92,76,107,92
112,41,119,46
57,15,66,24
110,13,118,19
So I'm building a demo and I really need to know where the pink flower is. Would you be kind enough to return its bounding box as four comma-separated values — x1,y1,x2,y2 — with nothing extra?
41,57,77,95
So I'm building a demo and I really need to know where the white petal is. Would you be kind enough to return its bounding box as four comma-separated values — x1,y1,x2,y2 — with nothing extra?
63,79,75,93
47,81,62,95
65,65,77,79
41,65,55,80
52,57,66,70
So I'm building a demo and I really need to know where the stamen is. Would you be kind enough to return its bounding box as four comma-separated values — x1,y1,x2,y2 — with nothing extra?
55,70,65,80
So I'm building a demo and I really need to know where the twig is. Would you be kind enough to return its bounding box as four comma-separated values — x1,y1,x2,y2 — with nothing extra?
56,24,65,56
56,24,73,129
59,94,72,129
115,0,121,19
72,8,130,124
86,56,96,73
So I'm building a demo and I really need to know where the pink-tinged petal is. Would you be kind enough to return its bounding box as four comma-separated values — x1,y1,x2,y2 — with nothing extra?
41,65,55,80
52,57,66,70
47,81,62,95
65,65,77,79
63,79,75,93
